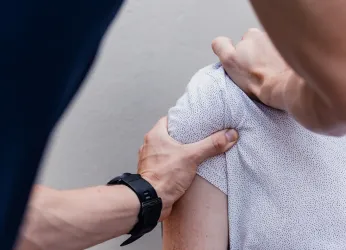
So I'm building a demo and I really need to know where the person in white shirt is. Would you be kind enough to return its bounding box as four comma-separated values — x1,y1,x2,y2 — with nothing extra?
163,29,346,250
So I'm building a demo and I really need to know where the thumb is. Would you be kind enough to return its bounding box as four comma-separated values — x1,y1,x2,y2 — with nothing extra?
186,129,238,165
212,36,236,65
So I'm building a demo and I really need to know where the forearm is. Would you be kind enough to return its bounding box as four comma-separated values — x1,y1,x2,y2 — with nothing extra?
16,185,139,250
272,70,346,135
250,1,346,134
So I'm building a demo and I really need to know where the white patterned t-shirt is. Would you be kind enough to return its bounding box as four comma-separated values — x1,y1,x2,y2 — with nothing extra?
168,63,346,250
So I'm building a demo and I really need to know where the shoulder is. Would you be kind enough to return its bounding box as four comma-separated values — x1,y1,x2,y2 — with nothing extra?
181,63,231,117
185,63,226,92
188,63,252,129
168,63,227,144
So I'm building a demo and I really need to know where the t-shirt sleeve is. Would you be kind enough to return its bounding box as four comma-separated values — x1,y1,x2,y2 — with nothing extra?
168,66,228,194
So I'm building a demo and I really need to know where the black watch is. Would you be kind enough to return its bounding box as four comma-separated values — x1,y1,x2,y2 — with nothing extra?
107,173,162,246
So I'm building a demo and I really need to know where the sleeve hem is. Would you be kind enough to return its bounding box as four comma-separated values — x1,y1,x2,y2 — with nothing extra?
197,168,228,195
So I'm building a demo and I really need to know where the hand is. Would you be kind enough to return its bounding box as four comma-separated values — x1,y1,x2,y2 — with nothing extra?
138,117,238,220
212,28,296,110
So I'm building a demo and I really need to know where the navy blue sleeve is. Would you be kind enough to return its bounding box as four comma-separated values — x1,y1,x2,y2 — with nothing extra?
0,0,124,248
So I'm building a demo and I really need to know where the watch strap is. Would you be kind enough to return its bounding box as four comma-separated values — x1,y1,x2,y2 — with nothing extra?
107,173,162,246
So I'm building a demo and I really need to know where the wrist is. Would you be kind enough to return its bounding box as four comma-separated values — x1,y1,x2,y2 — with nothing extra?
259,69,296,111
107,173,163,246
280,70,306,113
141,174,172,220
109,185,141,219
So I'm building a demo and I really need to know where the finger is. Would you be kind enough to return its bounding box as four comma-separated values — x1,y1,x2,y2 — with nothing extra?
186,129,238,165
146,116,180,144
161,116,168,128
138,145,144,158
148,117,168,138
156,116,168,132
211,36,236,66
242,28,263,40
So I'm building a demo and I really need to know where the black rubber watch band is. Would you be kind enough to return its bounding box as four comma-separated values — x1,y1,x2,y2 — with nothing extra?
107,173,162,246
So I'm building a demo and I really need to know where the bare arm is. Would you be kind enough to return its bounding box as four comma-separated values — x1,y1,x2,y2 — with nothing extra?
213,1,346,135
163,176,228,250
250,1,346,135
15,117,237,250
16,185,140,250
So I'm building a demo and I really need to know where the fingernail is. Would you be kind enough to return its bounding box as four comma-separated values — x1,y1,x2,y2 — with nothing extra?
225,129,238,142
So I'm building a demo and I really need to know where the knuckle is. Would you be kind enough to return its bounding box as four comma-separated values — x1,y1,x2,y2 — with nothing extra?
211,135,225,153
144,133,152,143
243,30,251,39
159,116,167,125
243,28,261,40
183,146,201,165
249,28,260,33
138,145,144,154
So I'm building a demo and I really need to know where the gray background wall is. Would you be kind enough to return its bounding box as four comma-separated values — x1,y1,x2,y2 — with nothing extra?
38,0,259,249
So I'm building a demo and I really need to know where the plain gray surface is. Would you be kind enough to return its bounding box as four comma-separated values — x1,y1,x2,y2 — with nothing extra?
38,0,259,249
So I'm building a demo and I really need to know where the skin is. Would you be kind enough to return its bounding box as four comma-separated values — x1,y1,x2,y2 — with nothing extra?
162,176,228,250
214,0,346,136
15,117,238,250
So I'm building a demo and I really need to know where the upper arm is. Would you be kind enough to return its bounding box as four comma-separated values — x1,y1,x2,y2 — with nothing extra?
162,176,228,250
165,66,230,249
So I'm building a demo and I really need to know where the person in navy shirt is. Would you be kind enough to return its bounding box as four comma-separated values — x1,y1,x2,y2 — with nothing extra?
1,1,238,249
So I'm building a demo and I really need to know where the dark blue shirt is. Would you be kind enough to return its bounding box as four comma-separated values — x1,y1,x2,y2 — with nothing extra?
0,0,124,248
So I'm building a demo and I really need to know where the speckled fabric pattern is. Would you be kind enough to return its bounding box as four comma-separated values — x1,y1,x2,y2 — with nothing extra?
168,63,346,249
